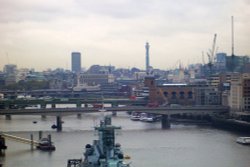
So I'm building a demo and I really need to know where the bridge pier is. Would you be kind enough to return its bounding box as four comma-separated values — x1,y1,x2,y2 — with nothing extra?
4,106,11,120
39,131,43,140
77,113,82,118
161,115,170,129
56,116,62,132
5,115,11,120
0,135,7,155
76,103,82,118
30,134,34,150
111,103,118,116
51,104,56,108
41,104,47,119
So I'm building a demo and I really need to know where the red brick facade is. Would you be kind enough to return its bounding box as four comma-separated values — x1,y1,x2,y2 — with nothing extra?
144,77,195,105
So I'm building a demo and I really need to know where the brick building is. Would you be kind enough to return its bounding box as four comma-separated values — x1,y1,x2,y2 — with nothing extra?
144,77,195,105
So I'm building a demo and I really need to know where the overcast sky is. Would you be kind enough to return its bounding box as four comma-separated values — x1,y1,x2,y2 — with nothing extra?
0,0,249,71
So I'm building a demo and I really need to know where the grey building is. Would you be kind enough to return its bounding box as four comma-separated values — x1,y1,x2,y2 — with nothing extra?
4,64,17,75
71,52,81,73
194,87,221,105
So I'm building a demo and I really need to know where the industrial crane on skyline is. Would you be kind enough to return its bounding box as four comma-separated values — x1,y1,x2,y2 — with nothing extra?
207,33,217,74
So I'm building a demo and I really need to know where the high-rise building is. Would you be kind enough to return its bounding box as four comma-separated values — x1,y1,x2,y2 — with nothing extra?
71,52,81,73
4,64,17,75
145,42,150,74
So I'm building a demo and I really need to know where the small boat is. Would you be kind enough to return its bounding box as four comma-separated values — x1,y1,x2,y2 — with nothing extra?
236,137,250,145
130,112,141,121
36,138,56,151
140,113,161,122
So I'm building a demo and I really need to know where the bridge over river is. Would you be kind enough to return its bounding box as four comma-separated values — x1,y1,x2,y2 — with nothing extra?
0,105,229,131
0,98,147,109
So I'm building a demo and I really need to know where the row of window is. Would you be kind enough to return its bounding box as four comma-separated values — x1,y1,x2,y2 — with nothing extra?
159,91,193,99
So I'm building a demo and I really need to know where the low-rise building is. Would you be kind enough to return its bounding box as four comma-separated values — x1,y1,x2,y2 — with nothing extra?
78,73,115,85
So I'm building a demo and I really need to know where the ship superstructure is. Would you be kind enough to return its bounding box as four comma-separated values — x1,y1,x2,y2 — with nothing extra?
67,116,130,167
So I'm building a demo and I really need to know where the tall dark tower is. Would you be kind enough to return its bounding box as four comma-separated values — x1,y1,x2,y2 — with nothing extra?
71,52,81,73
145,42,150,74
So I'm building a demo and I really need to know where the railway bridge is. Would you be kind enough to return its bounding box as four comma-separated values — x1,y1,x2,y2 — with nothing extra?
0,105,229,131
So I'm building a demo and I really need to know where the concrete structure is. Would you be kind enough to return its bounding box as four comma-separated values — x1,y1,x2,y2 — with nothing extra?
227,73,250,112
229,73,242,112
0,105,229,131
194,87,221,105
242,73,250,112
71,52,81,73
17,68,31,81
3,64,18,85
78,74,115,85
134,71,147,81
3,64,17,75
208,73,231,90
215,53,227,72
4,75,18,86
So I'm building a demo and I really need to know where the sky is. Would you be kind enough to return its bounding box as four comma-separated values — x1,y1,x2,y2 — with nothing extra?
0,0,250,71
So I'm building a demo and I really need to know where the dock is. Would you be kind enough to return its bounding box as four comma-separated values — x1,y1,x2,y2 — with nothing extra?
0,132,55,151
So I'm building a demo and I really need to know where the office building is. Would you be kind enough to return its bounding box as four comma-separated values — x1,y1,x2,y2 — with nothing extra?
71,52,81,73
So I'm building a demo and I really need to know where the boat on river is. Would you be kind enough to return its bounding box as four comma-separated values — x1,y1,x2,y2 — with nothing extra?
139,113,161,122
130,112,141,121
36,137,56,151
67,115,131,167
236,137,250,145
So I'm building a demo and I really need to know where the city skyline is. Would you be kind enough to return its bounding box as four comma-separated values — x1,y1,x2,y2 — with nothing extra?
0,0,250,71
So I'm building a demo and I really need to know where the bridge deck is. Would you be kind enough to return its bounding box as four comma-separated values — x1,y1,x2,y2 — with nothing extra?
0,106,229,116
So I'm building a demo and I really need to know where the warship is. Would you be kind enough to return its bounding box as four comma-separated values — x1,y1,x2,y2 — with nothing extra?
67,115,131,167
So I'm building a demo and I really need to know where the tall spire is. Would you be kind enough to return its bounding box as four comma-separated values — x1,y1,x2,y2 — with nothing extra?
145,42,150,74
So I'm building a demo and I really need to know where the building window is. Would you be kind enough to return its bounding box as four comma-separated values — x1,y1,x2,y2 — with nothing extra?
180,92,185,99
172,92,177,99
188,91,193,99
164,92,168,97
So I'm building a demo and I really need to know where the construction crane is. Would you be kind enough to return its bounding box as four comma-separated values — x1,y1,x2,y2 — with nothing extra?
202,51,206,65
207,33,217,73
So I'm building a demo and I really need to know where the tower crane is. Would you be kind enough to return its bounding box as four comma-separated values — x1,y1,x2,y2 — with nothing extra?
202,51,205,65
207,33,217,73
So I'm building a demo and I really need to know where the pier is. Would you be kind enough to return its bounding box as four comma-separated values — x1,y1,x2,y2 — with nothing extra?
0,132,55,151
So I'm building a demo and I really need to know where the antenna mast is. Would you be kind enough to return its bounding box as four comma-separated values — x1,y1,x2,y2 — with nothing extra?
230,16,235,72
6,52,9,64
231,16,234,58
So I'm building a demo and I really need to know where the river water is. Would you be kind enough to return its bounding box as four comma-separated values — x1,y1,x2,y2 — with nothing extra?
0,112,250,167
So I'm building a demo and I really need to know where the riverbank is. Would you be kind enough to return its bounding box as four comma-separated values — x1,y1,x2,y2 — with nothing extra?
211,116,250,134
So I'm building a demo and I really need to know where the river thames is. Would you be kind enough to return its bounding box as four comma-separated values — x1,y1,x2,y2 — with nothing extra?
0,112,250,167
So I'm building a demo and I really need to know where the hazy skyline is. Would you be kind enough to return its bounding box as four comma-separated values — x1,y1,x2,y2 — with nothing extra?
0,0,250,71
